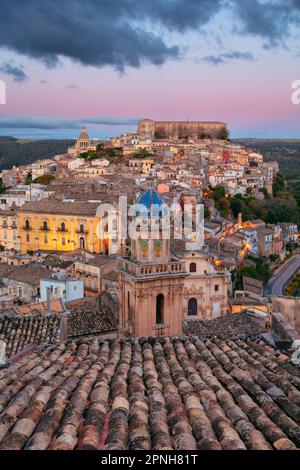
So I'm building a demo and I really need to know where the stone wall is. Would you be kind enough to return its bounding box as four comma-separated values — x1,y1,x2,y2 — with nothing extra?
272,296,300,334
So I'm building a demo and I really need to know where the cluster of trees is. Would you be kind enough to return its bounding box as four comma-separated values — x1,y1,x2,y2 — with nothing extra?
0,136,74,170
232,256,273,290
33,174,55,185
80,144,123,164
285,273,300,297
209,173,300,225
132,148,153,159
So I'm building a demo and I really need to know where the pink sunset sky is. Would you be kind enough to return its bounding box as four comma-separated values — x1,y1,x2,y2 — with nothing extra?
0,1,300,139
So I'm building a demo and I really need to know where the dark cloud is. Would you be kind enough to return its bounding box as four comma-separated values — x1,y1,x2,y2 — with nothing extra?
0,115,139,130
203,51,254,65
0,0,222,71
0,62,28,82
0,1,299,73
232,0,300,47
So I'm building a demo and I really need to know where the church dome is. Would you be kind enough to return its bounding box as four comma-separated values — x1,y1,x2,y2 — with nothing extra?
136,189,164,208
135,189,167,217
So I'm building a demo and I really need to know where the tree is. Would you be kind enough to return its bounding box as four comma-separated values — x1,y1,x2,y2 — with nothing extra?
0,178,6,194
33,174,55,185
25,171,32,185
273,173,285,196
219,127,229,141
230,197,243,219
154,130,162,139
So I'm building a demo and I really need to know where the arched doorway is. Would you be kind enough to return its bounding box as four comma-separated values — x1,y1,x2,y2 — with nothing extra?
188,298,197,316
156,294,164,324
80,237,85,249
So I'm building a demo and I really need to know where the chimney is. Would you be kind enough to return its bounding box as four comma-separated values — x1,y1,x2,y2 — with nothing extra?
46,287,52,315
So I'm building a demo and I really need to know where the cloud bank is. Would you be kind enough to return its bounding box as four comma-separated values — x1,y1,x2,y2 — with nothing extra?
0,115,139,130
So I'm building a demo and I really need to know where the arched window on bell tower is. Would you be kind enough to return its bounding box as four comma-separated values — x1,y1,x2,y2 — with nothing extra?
156,294,164,325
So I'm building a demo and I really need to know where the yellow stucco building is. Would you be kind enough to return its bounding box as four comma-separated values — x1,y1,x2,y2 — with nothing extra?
18,200,106,254
0,208,20,251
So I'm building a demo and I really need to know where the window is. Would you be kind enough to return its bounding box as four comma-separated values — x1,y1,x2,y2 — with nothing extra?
25,219,30,230
26,234,30,243
61,222,66,232
43,220,48,231
156,294,164,325
80,237,85,249
215,285,219,292
80,224,84,233
62,237,66,246
188,298,197,316
18,287,23,298
13,231,16,240
44,235,48,244
189,262,197,273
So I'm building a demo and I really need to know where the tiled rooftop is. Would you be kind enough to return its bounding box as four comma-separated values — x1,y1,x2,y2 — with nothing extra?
0,314,61,358
67,305,117,339
183,313,268,340
0,335,299,450
0,298,117,358
19,200,100,216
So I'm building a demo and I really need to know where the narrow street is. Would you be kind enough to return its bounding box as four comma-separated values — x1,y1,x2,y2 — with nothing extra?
267,255,300,297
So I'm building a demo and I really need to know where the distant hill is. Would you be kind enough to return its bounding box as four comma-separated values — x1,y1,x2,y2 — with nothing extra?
0,136,75,170
234,138,300,181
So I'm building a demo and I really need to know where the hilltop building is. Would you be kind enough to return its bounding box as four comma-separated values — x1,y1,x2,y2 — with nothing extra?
138,119,228,141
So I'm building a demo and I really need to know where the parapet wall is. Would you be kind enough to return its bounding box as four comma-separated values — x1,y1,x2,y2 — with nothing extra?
272,296,300,335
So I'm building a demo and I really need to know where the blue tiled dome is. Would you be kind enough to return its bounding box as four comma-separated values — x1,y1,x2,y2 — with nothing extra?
134,189,167,217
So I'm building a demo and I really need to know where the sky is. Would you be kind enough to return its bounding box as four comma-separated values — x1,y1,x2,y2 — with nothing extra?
0,0,300,139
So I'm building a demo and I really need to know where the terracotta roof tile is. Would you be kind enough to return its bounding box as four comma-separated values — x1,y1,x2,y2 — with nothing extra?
0,335,299,450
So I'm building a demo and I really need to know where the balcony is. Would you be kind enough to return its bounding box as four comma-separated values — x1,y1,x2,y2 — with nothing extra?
76,228,89,234
118,258,187,278
57,228,68,233
40,226,50,232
